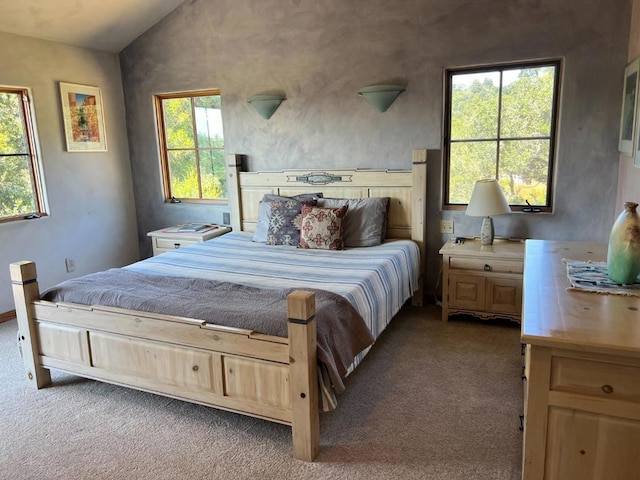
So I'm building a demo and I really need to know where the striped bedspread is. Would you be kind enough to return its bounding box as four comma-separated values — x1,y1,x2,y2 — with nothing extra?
126,232,420,344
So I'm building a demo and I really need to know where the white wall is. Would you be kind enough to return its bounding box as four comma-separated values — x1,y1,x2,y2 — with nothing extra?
0,32,139,313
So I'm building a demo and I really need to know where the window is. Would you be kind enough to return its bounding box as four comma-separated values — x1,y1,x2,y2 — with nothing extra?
155,90,226,203
0,87,46,222
443,60,561,211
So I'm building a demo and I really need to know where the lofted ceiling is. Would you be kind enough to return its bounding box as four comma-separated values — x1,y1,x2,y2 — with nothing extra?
0,0,186,53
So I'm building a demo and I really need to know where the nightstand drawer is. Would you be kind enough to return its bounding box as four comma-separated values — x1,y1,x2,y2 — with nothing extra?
449,257,523,274
155,238,199,250
551,356,640,403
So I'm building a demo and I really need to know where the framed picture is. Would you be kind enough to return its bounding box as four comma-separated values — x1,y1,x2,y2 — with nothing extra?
634,102,640,167
619,58,640,156
59,82,107,152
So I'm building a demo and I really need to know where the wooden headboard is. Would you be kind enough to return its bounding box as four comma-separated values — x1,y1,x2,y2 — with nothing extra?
226,149,427,304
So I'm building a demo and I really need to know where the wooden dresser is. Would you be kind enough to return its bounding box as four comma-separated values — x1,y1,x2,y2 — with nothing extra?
521,240,640,480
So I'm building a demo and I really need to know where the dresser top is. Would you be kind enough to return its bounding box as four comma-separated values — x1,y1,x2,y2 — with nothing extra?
521,239,640,356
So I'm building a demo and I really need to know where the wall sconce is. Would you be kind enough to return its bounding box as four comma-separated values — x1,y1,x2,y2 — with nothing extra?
358,84,405,113
247,94,285,120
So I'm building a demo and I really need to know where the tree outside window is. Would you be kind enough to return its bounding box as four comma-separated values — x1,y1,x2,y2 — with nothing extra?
444,60,561,211
156,90,226,202
0,87,46,222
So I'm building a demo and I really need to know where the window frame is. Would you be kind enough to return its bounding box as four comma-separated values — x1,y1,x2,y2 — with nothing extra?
0,86,47,224
154,89,226,204
442,59,562,212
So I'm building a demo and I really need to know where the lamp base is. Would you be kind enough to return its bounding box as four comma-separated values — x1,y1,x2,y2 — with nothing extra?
480,216,495,245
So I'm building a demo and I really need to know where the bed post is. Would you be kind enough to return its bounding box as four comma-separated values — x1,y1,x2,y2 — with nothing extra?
227,154,243,232
411,148,427,307
287,290,320,462
10,261,51,389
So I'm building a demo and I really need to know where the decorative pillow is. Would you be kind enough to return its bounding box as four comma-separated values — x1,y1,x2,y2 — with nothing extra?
298,205,348,250
252,192,323,243
266,199,316,246
317,197,390,247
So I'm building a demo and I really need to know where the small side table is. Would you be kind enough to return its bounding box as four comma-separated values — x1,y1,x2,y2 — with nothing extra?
147,224,231,256
439,238,524,322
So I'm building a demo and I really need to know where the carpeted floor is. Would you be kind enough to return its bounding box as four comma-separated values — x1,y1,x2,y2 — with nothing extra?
0,305,523,480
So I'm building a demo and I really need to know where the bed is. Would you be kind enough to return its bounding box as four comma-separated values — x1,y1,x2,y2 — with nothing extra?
11,149,427,461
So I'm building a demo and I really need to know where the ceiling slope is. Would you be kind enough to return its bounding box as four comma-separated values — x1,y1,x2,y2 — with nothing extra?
0,0,185,52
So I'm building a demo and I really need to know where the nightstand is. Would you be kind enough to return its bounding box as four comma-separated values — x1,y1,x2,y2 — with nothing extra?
439,238,524,323
147,224,231,256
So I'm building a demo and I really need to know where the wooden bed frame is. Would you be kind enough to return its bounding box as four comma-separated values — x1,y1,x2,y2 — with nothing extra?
11,149,427,461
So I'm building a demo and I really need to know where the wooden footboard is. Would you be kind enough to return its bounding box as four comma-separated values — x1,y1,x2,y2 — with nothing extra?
10,261,319,461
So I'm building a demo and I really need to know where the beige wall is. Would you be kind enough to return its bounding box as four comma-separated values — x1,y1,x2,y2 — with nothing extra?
0,32,139,313
617,0,640,212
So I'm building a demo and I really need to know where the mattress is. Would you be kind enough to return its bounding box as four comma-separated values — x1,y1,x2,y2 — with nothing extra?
126,231,421,347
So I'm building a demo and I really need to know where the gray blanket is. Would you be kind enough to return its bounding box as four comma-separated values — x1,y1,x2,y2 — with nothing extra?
41,269,375,395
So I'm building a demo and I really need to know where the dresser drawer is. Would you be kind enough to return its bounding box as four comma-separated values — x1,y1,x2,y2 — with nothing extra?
551,356,640,403
155,238,199,250
449,257,523,274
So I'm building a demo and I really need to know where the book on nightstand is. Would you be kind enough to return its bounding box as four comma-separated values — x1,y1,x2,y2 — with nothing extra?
163,223,219,233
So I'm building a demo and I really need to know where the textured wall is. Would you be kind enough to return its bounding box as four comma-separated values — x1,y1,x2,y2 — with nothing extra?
616,0,640,215
120,0,632,295
0,32,139,313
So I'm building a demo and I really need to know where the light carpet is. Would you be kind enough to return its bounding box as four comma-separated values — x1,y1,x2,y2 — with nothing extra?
0,305,523,480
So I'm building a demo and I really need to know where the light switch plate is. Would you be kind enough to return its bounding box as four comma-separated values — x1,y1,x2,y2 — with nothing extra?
439,220,454,234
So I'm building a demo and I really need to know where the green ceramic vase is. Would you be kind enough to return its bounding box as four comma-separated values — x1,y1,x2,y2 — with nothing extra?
607,201,640,285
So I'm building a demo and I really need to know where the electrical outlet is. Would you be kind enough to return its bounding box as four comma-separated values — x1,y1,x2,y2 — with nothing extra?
222,212,231,225
65,257,76,273
439,220,454,234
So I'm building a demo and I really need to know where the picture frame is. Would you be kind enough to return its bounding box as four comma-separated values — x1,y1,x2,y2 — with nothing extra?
618,58,640,156
59,82,107,152
634,102,640,167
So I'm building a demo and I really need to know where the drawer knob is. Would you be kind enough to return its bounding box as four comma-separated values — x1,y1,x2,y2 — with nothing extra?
519,415,524,431
484,264,492,271
601,384,614,394
192,365,199,372
174,243,181,249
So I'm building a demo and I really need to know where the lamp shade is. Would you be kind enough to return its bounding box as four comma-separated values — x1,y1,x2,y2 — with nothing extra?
358,85,404,113
465,179,511,217
248,94,285,120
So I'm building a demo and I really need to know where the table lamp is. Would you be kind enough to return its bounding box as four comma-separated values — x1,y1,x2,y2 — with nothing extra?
465,179,511,245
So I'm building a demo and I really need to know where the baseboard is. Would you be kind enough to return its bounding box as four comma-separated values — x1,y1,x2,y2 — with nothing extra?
0,310,16,323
